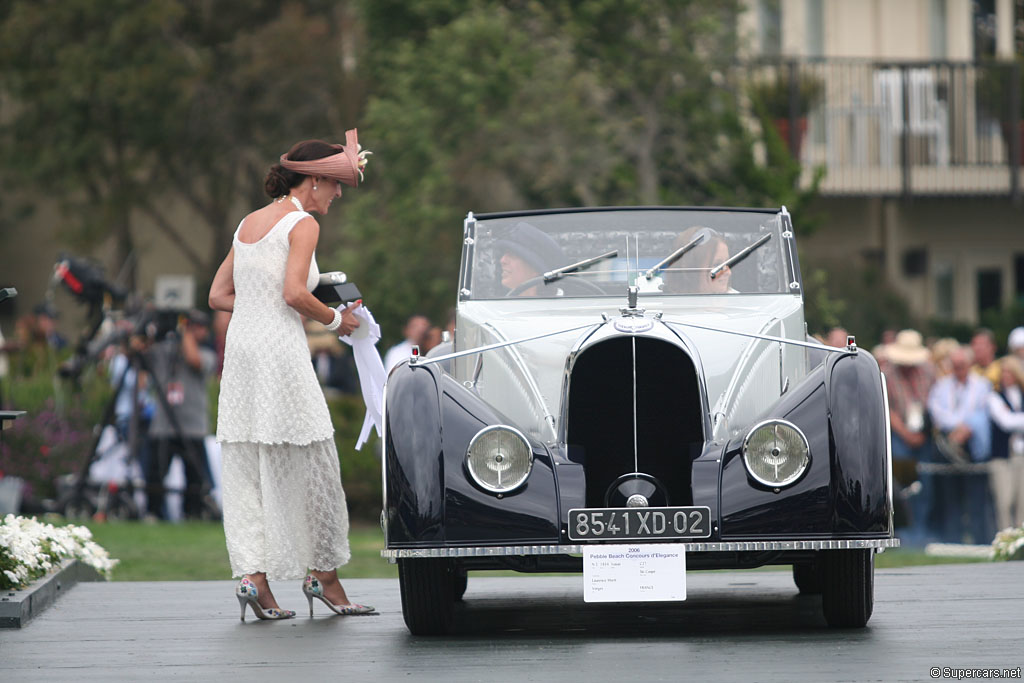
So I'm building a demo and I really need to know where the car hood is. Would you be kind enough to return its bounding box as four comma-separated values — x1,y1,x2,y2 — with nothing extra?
453,294,808,443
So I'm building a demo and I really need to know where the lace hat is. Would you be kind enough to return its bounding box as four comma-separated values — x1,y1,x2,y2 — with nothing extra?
280,129,370,187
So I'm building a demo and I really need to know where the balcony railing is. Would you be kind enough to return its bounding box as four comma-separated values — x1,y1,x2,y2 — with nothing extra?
745,59,1022,199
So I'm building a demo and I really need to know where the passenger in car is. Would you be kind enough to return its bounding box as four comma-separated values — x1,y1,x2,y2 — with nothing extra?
494,221,566,296
663,226,736,294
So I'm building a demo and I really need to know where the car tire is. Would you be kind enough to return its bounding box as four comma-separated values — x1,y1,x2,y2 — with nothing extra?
792,561,822,594
820,549,874,628
398,558,456,635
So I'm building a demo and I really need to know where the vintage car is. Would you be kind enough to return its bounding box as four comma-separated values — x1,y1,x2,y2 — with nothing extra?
381,206,898,634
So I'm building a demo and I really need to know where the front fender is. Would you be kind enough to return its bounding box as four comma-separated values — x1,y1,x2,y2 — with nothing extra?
384,362,560,547
719,350,892,538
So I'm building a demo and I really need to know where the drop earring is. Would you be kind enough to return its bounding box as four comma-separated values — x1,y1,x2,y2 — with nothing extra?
312,183,318,191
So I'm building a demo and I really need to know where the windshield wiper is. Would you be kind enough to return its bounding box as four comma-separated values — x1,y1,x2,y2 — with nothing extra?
643,232,707,280
543,250,618,284
709,232,771,279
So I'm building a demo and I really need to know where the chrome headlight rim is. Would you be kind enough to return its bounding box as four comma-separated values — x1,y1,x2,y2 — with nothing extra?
741,418,811,489
466,424,534,494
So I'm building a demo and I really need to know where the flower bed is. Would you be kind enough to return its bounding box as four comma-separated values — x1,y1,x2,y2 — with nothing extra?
0,514,118,589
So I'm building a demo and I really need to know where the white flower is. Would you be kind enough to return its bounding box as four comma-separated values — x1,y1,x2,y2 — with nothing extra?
0,515,119,589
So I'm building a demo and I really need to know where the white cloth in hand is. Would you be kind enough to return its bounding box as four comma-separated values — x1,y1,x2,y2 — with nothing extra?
338,303,385,451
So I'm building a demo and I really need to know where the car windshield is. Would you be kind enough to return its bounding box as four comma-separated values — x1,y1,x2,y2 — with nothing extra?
464,209,794,300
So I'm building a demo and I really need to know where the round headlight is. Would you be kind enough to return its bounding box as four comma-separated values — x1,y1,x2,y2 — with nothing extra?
466,425,533,493
741,420,810,488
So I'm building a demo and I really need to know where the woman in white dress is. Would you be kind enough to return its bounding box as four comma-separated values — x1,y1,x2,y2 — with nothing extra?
209,131,374,620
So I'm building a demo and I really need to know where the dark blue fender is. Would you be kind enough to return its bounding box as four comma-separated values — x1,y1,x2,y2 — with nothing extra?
384,361,560,547
718,350,891,538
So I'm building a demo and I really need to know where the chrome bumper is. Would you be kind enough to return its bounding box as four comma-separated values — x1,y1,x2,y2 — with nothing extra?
382,537,900,559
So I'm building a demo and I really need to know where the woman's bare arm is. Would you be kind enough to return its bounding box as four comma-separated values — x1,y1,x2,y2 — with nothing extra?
209,248,236,312
285,218,359,334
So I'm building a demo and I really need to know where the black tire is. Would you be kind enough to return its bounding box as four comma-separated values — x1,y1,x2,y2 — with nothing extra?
792,561,822,595
398,558,457,635
452,570,468,601
820,549,874,628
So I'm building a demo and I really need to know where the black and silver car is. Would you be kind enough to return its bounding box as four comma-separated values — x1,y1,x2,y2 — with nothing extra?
382,206,897,634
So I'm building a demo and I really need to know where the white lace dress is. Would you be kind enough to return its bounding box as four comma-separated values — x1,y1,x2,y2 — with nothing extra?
217,210,350,580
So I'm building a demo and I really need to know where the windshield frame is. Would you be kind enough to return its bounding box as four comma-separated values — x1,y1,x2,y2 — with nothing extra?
459,206,799,301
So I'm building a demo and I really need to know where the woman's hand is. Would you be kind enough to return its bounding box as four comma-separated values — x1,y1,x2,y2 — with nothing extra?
337,301,361,336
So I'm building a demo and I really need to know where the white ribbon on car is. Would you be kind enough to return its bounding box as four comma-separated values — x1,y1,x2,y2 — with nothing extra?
338,304,386,451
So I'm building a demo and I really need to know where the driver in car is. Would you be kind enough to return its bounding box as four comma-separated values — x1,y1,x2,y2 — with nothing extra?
494,222,566,297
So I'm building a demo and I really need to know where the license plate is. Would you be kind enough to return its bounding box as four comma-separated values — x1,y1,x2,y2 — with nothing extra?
568,506,712,541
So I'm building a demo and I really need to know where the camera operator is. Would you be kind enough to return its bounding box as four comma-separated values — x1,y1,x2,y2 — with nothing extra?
140,309,216,520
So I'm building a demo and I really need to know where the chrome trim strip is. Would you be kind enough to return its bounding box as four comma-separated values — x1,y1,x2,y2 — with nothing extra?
411,322,599,367
880,373,895,536
662,318,849,353
631,336,638,472
780,206,800,291
382,538,900,558
458,212,476,300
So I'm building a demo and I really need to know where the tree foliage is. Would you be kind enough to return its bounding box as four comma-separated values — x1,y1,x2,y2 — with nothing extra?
1,0,821,346
343,0,817,341
0,0,362,287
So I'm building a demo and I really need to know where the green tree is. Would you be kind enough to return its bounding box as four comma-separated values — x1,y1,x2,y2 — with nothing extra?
0,1,364,288
343,0,819,342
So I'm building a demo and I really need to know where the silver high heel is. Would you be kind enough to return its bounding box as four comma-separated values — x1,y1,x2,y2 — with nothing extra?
236,577,295,621
302,574,376,616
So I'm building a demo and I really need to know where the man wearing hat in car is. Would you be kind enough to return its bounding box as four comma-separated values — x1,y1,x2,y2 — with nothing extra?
878,329,936,544
494,222,566,297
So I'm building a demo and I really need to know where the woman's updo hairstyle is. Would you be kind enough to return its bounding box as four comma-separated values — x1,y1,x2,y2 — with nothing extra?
264,139,341,198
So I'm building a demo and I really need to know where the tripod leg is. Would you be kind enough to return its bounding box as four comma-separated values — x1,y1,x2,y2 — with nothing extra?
60,357,131,518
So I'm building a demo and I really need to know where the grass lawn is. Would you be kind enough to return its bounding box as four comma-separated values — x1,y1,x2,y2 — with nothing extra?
85,521,398,581
84,520,989,582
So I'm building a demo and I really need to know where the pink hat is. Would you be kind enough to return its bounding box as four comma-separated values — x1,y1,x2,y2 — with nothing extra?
279,129,369,187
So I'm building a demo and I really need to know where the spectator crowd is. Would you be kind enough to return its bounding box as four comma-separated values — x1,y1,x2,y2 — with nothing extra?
837,325,1024,546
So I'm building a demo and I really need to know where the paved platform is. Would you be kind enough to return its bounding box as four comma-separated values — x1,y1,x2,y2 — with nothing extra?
1,563,1021,682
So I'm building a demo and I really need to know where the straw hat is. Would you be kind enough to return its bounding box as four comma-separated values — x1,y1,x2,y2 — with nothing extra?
885,329,930,366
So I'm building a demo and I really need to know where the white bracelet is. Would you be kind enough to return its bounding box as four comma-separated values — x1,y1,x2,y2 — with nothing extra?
324,307,343,332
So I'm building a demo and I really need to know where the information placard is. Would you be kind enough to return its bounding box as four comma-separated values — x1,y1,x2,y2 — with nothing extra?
582,544,687,603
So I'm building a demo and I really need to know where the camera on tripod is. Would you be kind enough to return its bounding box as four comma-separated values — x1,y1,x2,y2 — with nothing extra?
144,275,197,342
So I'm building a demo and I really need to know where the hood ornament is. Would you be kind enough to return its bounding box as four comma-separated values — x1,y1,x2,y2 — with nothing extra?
619,285,645,317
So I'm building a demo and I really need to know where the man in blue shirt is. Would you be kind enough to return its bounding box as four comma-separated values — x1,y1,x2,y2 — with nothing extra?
928,346,994,544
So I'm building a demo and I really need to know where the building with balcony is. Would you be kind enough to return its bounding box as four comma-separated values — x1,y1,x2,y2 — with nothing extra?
742,0,1023,327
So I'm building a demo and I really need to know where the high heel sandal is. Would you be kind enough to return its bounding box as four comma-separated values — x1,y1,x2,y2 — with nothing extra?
236,577,296,621
303,575,376,616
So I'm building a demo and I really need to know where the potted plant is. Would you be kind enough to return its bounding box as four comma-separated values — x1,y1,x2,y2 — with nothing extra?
748,69,825,158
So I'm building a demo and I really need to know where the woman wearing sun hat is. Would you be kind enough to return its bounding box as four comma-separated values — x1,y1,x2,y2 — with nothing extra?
878,329,936,545
209,131,375,620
